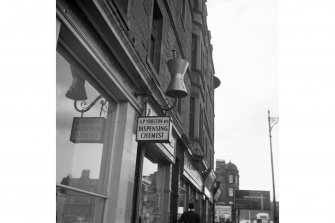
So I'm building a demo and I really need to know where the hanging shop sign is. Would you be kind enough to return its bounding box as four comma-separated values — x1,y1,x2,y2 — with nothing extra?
204,187,213,203
136,116,172,143
204,170,216,191
70,117,106,143
214,187,223,201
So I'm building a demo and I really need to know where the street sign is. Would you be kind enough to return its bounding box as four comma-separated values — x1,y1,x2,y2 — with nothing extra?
136,116,172,143
235,190,270,211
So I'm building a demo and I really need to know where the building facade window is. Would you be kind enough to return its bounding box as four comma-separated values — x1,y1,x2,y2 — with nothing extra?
193,0,202,12
177,98,182,116
149,0,163,74
191,34,198,69
189,96,195,137
181,0,186,27
111,0,130,25
199,108,203,144
229,188,233,197
229,175,233,184
235,176,238,185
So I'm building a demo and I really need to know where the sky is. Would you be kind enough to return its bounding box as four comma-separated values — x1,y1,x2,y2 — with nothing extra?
206,0,279,199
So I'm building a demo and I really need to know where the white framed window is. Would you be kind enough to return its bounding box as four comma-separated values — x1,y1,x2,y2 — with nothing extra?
229,188,233,197
229,175,233,184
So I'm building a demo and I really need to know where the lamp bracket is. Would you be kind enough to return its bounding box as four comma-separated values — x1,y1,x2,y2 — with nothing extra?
135,92,177,112
269,117,279,131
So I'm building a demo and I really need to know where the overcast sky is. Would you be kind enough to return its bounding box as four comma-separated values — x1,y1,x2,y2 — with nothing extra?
207,0,279,199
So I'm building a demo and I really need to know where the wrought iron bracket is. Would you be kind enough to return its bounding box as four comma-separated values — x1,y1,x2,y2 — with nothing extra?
135,92,177,112
74,95,106,117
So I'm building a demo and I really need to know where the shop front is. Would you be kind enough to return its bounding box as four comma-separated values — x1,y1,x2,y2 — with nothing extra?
56,2,175,222
56,1,196,222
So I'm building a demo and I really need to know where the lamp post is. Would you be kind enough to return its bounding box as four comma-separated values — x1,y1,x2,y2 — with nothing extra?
267,110,278,223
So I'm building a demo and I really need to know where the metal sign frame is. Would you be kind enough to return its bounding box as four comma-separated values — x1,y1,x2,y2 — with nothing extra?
136,116,172,143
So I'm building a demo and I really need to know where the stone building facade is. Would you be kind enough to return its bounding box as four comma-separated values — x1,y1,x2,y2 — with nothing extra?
214,160,240,222
56,0,220,223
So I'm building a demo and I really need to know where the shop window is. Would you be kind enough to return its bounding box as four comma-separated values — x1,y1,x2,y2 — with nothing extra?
139,156,160,223
56,47,116,222
189,188,196,205
178,178,187,220
149,0,163,75
229,175,233,184
229,188,233,197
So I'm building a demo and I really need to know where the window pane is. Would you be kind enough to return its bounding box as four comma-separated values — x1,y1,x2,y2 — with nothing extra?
229,188,233,196
178,178,186,220
140,157,160,223
57,50,113,194
229,175,233,183
56,187,104,223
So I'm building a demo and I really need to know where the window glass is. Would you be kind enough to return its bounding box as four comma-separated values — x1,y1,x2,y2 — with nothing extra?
189,188,196,204
189,96,195,137
56,47,115,222
140,156,160,223
229,188,233,197
149,1,163,73
56,187,104,223
229,175,233,184
57,50,113,193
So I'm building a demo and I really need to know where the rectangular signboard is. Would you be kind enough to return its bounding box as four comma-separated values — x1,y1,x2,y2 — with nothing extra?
136,116,172,143
215,205,232,220
235,190,270,211
70,117,106,143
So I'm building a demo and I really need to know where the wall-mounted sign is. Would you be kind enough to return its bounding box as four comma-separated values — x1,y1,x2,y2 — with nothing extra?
235,190,271,211
204,170,216,191
70,117,106,143
136,116,172,143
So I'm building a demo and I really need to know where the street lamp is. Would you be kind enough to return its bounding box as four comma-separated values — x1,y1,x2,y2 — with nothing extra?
267,110,278,223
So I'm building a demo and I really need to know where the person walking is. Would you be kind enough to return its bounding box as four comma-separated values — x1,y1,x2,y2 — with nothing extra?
178,203,200,223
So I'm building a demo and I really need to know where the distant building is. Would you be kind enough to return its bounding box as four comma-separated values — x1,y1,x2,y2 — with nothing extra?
214,160,240,222
215,159,240,205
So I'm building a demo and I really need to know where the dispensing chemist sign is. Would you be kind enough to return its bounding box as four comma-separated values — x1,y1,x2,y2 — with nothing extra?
136,116,172,143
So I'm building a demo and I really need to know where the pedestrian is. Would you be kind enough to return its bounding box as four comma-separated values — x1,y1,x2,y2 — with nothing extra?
178,203,200,223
